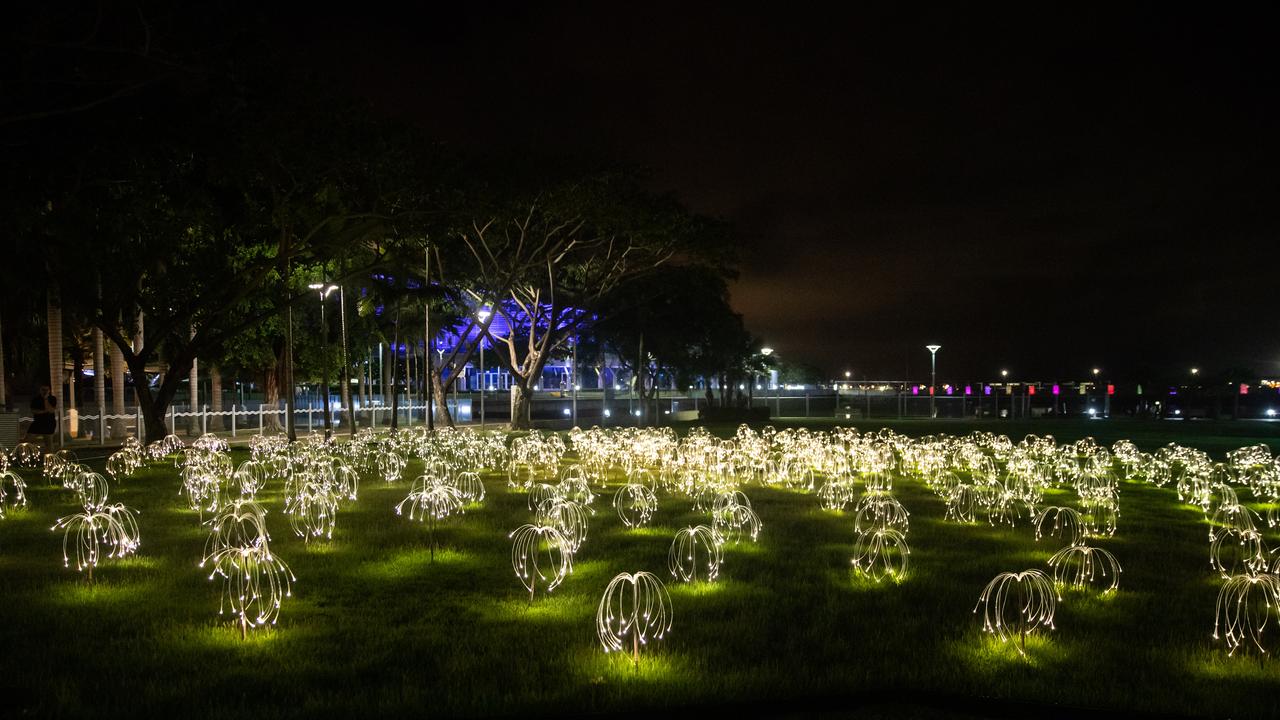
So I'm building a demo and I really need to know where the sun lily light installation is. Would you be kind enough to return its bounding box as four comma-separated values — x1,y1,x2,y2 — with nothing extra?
596,571,673,665
51,474,140,581
510,523,574,602
201,499,295,639
975,569,1059,656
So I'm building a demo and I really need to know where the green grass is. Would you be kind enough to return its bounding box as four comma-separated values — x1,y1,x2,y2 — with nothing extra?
2,422,1280,718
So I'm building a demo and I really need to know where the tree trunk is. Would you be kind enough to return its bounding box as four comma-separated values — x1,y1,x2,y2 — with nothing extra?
210,366,222,431
0,311,7,409
93,328,105,436
389,301,402,430
432,371,454,427
188,327,199,435
635,333,647,426
46,285,64,415
357,351,368,426
263,352,282,431
110,328,127,438
510,380,533,430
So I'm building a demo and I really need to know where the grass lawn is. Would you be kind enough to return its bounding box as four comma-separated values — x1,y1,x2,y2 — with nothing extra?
2,421,1279,718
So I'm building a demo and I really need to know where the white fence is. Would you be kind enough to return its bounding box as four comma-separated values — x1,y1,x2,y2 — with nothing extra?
20,401,467,448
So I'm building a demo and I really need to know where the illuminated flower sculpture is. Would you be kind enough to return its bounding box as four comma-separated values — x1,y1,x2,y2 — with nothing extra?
51,475,140,581
1046,544,1121,593
397,476,465,560
711,492,762,545
668,525,722,583
1034,506,1086,546
510,523,575,601
0,470,28,518
1213,572,1280,656
201,499,295,639
613,483,658,529
974,569,1059,656
851,528,910,582
1210,528,1268,578
597,571,673,665
536,498,591,553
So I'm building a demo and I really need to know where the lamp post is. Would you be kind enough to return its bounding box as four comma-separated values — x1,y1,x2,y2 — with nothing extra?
761,346,775,417
477,307,490,428
926,345,941,418
338,285,353,438
570,335,578,427
998,368,1009,419
308,283,339,439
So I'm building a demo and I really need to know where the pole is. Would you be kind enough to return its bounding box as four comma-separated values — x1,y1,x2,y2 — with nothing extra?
284,261,297,441
339,286,353,438
319,290,332,439
479,340,486,429
425,248,434,432
930,351,937,418
571,337,578,427
232,404,237,437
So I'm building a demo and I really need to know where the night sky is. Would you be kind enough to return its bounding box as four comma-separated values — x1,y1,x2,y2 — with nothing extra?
286,5,1278,382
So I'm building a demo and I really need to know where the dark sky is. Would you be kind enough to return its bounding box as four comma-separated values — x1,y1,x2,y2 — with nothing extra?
288,4,1278,382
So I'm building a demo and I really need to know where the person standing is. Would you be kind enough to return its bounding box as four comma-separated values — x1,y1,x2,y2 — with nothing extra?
23,384,57,451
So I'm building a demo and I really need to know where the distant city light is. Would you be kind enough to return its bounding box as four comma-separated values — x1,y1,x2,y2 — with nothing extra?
603,409,611,418
1267,409,1277,417
562,408,571,416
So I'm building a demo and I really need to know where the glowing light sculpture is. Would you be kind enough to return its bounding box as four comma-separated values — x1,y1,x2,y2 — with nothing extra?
0,470,29,518
451,471,486,504
536,498,591,553
668,525,722,583
1213,572,1280,656
974,569,1059,656
851,528,910,582
396,479,465,560
509,523,574,601
613,483,658,529
50,476,140,581
597,571,673,665
853,493,909,534
201,499,294,639
1210,528,1269,578
1047,544,1121,592
1034,506,1086,546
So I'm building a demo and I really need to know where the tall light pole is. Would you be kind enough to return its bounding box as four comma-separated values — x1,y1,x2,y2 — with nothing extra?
760,346,776,417
570,335,578,427
926,345,941,418
477,307,490,428
999,368,1009,419
308,283,339,439
339,285,353,438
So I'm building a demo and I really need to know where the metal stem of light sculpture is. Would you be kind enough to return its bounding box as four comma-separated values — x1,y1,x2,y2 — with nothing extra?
1213,572,1280,657
668,525,722,583
201,499,294,639
509,523,574,602
614,483,658,528
974,569,1059,656
851,528,910,582
1079,495,1119,538
51,476,140,582
1047,544,1121,592
396,478,465,560
597,571,673,665
1034,506,1086,546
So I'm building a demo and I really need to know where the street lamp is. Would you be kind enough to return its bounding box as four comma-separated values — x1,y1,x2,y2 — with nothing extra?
308,283,339,439
476,307,491,428
760,346,778,417
926,345,941,418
